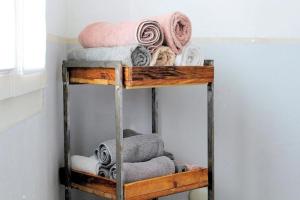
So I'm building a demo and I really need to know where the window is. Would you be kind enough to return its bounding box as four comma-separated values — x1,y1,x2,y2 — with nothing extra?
0,0,46,100
0,1,16,71
0,0,46,72
0,0,46,131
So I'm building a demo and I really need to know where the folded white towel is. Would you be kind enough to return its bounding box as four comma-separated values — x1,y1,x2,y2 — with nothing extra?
67,45,151,66
175,43,204,66
71,155,101,175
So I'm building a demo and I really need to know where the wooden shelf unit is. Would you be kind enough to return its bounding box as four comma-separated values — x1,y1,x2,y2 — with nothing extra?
64,60,214,88
61,60,215,200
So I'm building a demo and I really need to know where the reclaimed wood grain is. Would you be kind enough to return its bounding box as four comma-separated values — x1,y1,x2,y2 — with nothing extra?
124,168,208,200
69,67,115,85
124,66,214,89
60,168,208,200
68,66,214,88
60,168,117,199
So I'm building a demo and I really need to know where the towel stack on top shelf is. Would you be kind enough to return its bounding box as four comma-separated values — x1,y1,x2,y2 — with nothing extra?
71,129,191,183
67,11,204,67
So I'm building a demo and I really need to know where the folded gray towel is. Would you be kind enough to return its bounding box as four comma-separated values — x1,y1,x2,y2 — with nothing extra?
97,134,164,168
109,156,175,183
98,168,110,178
67,45,151,66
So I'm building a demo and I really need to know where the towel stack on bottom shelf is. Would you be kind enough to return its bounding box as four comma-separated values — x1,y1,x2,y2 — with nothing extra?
71,129,191,183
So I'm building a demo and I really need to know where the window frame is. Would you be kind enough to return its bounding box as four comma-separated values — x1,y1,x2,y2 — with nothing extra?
0,0,46,101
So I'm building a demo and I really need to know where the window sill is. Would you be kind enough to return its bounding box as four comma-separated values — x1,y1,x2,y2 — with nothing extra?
0,71,46,101
0,90,43,132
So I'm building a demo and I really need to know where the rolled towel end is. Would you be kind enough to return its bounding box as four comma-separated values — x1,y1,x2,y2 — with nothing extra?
150,46,176,66
154,12,192,54
136,20,164,53
97,134,164,168
175,43,204,66
98,168,110,178
131,46,151,66
71,155,101,176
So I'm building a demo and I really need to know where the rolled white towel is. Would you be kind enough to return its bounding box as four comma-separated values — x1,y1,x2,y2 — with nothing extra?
175,43,204,66
71,155,101,175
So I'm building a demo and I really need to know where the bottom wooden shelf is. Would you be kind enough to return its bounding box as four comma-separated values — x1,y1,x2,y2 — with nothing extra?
60,167,208,200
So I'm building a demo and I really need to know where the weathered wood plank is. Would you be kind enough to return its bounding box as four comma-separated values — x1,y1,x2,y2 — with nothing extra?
59,168,208,200
124,168,208,200
124,66,214,89
70,169,117,199
69,67,115,85
68,66,214,88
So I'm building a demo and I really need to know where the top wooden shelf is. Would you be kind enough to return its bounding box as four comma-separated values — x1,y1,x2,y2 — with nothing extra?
63,60,214,89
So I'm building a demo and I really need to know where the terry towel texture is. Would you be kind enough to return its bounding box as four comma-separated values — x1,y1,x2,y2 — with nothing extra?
123,129,175,160
71,155,101,175
67,45,151,66
98,168,110,178
150,46,176,66
96,134,164,168
174,161,188,173
109,156,175,183
175,43,204,66
123,129,141,138
153,12,192,54
79,20,164,53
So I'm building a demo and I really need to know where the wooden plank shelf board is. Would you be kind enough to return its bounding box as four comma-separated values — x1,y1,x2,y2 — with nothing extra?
67,65,214,89
60,168,208,200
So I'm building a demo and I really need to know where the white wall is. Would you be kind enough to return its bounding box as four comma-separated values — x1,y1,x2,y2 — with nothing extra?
0,0,67,199
67,0,300,38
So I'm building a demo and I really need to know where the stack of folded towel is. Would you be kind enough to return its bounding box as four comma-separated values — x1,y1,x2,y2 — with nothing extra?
67,11,205,67
71,129,190,183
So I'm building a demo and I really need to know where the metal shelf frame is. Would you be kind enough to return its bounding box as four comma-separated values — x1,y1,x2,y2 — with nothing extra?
62,61,214,200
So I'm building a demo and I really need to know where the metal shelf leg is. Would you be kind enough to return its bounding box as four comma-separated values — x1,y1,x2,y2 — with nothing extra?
152,88,158,200
207,82,214,200
152,88,158,134
115,64,124,200
63,65,71,200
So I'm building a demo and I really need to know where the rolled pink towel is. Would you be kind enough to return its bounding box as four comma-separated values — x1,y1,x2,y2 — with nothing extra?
79,20,164,53
153,12,192,54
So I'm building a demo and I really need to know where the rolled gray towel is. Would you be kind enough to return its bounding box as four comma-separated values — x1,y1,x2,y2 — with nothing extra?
109,164,117,180
175,165,188,173
98,168,110,178
67,45,151,66
174,161,188,173
97,134,164,168
93,129,141,160
124,129,174,160
123,129,141,138
109,156,175,183
163,151,175,160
